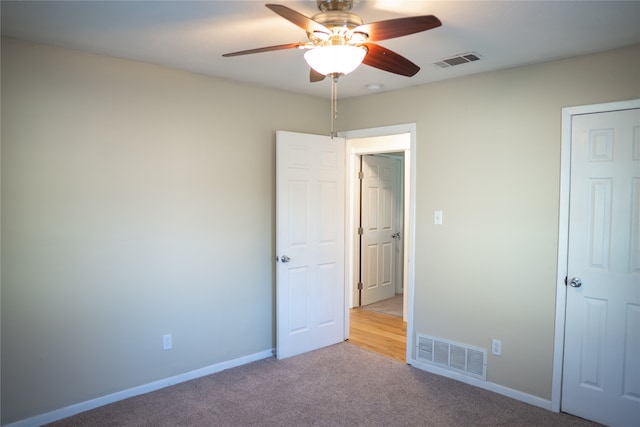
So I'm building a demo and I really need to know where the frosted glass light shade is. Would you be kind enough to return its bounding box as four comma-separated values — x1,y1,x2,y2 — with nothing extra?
304,45,367,76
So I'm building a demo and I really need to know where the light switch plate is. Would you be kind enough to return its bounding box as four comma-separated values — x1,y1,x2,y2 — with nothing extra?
434,210,443,225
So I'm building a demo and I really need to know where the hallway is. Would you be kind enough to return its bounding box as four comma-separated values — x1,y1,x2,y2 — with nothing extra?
348,307,407,362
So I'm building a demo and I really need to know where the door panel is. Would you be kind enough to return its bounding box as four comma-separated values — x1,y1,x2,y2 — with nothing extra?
361,155,400,306
562,108,640,425
276,131,345,359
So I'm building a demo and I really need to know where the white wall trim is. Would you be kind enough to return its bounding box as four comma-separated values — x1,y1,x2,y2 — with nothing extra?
409,358,553,410
6,349,274,427
551,98,640,413
339,123,417,362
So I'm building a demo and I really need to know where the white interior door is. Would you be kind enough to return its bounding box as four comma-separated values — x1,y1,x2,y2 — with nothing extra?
561,108,640,425
360,155,400,306
276,130,345,359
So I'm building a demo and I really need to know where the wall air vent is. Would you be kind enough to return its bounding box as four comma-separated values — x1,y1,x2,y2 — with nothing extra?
434,52,482,69
416,333,487,380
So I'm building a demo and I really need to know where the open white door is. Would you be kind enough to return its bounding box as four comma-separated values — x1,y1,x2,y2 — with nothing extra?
561,107,640,425
276,130,345,359
360,155,400,306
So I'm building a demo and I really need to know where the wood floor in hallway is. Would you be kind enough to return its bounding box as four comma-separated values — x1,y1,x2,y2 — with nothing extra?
348,308,407,363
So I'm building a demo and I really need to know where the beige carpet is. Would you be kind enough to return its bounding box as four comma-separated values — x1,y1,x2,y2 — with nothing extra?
48,342,601,427
362,294,403,317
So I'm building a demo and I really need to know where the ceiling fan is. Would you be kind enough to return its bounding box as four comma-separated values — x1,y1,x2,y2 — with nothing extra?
223,0,441,136
223,0,442,81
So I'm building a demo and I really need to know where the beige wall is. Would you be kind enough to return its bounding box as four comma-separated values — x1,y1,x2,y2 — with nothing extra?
2,36,639,424
339,44,640,399
0,38,329,424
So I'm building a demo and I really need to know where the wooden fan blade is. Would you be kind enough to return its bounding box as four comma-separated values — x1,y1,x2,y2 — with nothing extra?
310,68,326,83
353,15,441,42
362,43,420,77
266,4,331,36
222,42,305,57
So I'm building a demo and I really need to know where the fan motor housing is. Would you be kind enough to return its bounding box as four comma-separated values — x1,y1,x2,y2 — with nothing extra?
317,0,353,12
308,11,365,45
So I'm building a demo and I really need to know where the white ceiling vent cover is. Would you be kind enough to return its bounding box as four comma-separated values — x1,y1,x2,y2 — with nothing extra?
416,334,487,380
434,52,482,69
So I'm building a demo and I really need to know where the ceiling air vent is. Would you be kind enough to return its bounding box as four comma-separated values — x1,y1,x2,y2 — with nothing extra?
434,52,482,69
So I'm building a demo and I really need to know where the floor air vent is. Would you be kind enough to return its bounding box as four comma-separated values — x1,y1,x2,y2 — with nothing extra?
416,334,487,380
434,52,482,69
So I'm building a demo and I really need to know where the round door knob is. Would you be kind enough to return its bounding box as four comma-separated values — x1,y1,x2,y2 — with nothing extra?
281,255,291,263
569,277,582,288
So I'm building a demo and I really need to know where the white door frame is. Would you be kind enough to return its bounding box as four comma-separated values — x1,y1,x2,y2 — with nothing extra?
551,98,640,412
339,123,416,362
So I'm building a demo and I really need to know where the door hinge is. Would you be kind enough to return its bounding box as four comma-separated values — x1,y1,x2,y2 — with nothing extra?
357,282,363,290
357,227,363,235
358,171,364,180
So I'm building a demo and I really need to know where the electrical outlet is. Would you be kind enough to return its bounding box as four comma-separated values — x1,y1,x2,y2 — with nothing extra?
162,334,172,351
492,339,501,356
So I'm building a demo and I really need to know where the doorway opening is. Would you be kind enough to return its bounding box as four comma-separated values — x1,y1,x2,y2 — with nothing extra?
340,124,416,363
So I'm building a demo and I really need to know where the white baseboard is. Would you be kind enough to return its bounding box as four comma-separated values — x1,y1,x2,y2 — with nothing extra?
6,349,274,427
409,357,553,411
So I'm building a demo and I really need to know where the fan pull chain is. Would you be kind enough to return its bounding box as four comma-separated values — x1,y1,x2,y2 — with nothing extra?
330,74,339,139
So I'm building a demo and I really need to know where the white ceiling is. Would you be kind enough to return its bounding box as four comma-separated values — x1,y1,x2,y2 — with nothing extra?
2,1,640,99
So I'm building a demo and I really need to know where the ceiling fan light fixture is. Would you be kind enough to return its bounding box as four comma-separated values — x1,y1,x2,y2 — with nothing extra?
304,45,367,76
312,30,331,41
350,31,368,44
